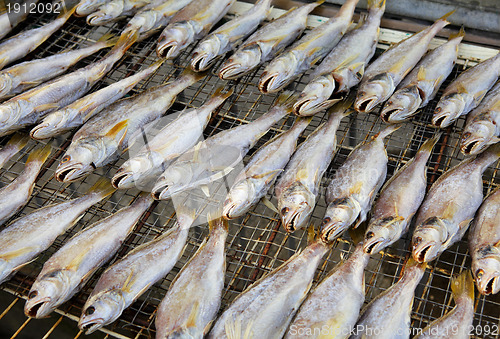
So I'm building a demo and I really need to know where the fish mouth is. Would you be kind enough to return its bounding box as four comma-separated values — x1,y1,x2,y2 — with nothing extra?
259,73,280,94
157,41,178,59
25,297,51,318
293,96,319,116
320,219,346,244
30,123,53,140
86,13,108,26
481,276,498,295
363,236,387,254
355,96,379,113
219,62,246,80
412,237,435,263
111,171,134,189
432,113,454,128
222,202,237,220
461,136,485,155
151,180,170,200
380,107,405,123
281,211,301,233
191,54,213,72
55,164,92,183
79,318,104,334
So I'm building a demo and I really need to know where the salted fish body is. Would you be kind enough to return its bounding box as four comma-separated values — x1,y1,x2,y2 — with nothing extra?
87,0,155,25
0,133,29,169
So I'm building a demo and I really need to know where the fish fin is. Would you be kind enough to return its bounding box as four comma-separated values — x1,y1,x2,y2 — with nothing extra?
418,133,442,155
417,67,426,81
58,3,77,20
275,90,298,110
475,89,488,103
179,67,208,84
82,101,101,121
307,46,322,58
442,203,458,220
349,223,366,244
115,30,139,53
349,181,363,195
458,218,473,230
433,75,444,88
87,177,116,197
200,184,210,197
208,217,229,233
18,81,41,86
96,32,119,48
374,124,401,140
456,82,469,94
314,0,326,7
262,196,279,214
251,169,282,183
67,250,87,272
121,269,136,293
12,256,38,271
26,143,52,164
7,133,29,149
0,247,35,261
436,9,456,24
349,61,365,74
388,58,406,74
211,86,234,102
296,168,309,181
450,26,466,40
105,120,128,143
451,270,474,301
185,301,200,328
192,142,202,162
307,223,316,244
333,53,360,72
367,0,386,10
34,103,60,112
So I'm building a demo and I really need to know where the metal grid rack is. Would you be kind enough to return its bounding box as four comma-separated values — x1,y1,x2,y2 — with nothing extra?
0,2,499,338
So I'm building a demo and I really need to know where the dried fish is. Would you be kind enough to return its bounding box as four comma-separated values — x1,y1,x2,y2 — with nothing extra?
76,0,108,16
412,144,500,263
381,28,464,123
320,124,400,243
0,178,115,285
24,193,153,318
469,187,500,295
191,0,272,72
460,81,500,155
432,53,500,128
79,208,195,334
354,11,453,113
218,1,323,80
294,0,385,117
112,87,233,190
87,0,153,25
223,117,310,220
55,69,204,183
363,134,441,255
155,217,228,339
31,59,163,140
0,0,38,40
259,0,358,94
0,133,29,169
0,143,51,225
156,0,236,59
152,91,296,200
276,99,353,233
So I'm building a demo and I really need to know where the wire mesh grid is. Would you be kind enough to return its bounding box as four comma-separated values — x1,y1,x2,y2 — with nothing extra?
0,3,499,338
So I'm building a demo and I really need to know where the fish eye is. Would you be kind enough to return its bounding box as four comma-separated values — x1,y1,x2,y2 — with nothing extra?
462,132,471,139
281,207,289,215
28,291,38,299
476,269,484,280
366,231,375,239
322,217,331,226
386,101,392,106
85,306,95,315
358,91,365,97
435,107,442,113
61,155,71,163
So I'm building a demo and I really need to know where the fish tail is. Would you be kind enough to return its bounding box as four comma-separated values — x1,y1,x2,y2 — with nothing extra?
435,9,455,26
313,0,326,7
367,0,386,10
96,32,120,48
211,86,234,102
145,58,166,73
451,270,474,303
7,133,29,149
449,26,466,40
374,123,401,140
274,91,299,111
131,192,155,208
113,30,139,54
86,178,116,198
208,216,229,233
402,256,427,275
57,3,77,20
179,68,208,86
418,132,442,156
333,94,356,117
26,143,52,165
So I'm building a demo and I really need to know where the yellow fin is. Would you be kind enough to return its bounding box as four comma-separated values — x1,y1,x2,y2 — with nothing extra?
307,223,316,244
436,9,456,24
67,250,87,271
185,301,200,328
334,53,360,72
349,181,363,195
388,58,407,74
87,177,116,197
450,26,465,40
6,133,29,149
418,133,442,154
96,32,119,48
211,86,234,102
297,168,309,181
475,89,488,102
208,217,229,233
251,169,282,182
458,218,473,230
26,143,52,164
122,269,136,293
417,67,427,81
367,0,386,10
275,90,298,110
349,223,366,244
35,103,60,112
433,75,444,88
0,247,35,261
349,61,365,73
442,203,458,220
105,120,128,141
451,270,474,301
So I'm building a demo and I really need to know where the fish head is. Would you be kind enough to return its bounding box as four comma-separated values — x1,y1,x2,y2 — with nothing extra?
157,22,194,59
320,197,360,243
380,86,422,122
278,183,314,233
223,180,256,219
432,93,466,128
0,100,28,126
259,56,298,94
293,75,338,116
30,109,75,140
55,145,97,182
191,37,224,72
219,46,262,80
412,219,447,263
86,2,123,25
112,155,154,189
76,0,101,16
24,270,71,318
472,252,500,295
151,163,193,200
79,290,125,334
363,216,405,254
461,120,496,155
0,72,13,97
354,73,394,113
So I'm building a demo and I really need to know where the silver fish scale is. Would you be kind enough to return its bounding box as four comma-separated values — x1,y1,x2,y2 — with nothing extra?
0,5,499,339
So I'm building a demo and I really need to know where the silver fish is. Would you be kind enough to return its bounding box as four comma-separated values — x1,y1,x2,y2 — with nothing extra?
0,143,51,225
0,133,29,169
155,217,228,339
123,0,195,38
112,87,233,190
414,271,474,339
432,53,500,128
259,0,359,94
30,59,163,140
156,0,236,59
0,31,137,138
54,70,204,183
79,208,195,334
363,134,441,255
75,0,108,16
152,91,296,200
0,7,75,70
218,1,323,80
354,11,453,113
351,259,426,339
460,81,500,155
0,178,115,285
469,186,500,295
275,100,352,233
208,239,330,339
285,241,370,339
24,193,153,318
191,0,272,72
0,0,38,40
381,28,464,123
320,124,400,243
87,0,152,25
294,0,385,117
223,117,311,220
412,144,500,263
0,33,116,100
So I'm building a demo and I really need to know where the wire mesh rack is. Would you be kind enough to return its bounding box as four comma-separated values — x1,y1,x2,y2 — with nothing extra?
0,2,499,338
